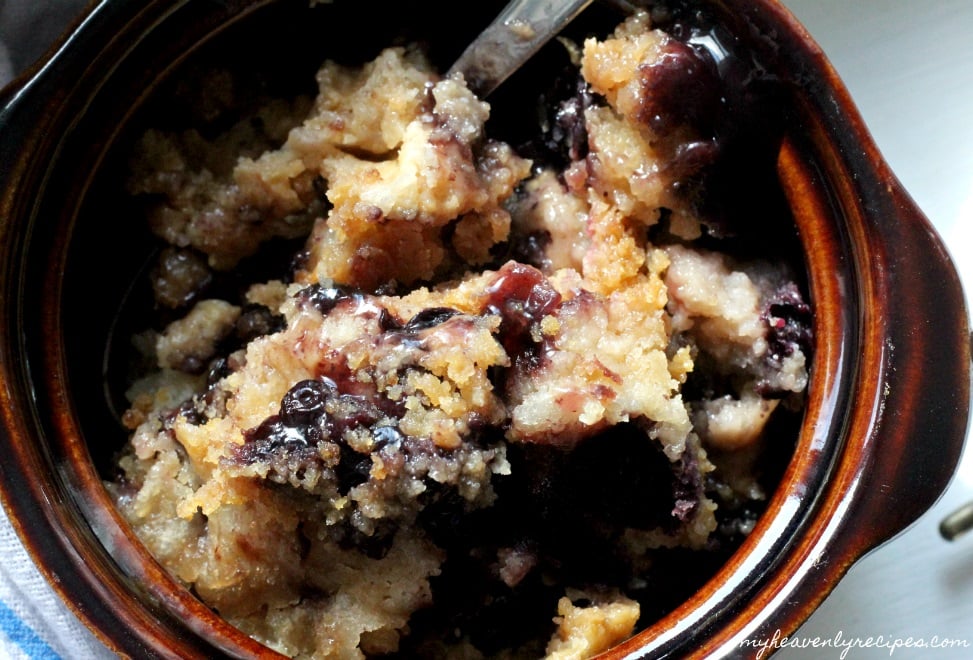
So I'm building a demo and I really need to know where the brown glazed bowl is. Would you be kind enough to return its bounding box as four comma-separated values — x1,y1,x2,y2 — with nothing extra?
0,0,969,658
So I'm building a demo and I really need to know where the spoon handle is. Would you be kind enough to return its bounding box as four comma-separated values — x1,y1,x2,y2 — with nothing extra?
448,0,594,97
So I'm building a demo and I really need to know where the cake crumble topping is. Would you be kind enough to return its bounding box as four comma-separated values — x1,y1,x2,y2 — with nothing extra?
108,10,811,659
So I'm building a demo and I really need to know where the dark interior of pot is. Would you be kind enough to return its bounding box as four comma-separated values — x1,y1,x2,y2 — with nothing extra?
38,0,854,657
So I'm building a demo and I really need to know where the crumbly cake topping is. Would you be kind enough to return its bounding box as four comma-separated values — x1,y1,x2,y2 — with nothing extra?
109,11,811,660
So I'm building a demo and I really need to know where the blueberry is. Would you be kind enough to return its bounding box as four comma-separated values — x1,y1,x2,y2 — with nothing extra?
280,378,336,426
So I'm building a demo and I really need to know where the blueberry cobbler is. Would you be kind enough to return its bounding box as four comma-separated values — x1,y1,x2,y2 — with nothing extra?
107,8,812,659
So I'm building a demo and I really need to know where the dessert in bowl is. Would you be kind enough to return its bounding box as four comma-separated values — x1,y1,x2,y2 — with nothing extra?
0,0,968,658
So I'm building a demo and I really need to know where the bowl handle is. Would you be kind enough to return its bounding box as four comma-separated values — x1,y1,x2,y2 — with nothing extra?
860,186,970,540
784,128,971,561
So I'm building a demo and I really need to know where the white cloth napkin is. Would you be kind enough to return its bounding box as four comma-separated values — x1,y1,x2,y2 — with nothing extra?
1,2,119,657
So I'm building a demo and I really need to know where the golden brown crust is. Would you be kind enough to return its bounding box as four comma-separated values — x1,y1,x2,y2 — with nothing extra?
111,12,810,659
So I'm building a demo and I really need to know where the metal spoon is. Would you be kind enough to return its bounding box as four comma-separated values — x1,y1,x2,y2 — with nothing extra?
448,0,596,97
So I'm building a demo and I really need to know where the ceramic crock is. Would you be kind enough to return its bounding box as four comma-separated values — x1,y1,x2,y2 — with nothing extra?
0,0,969,658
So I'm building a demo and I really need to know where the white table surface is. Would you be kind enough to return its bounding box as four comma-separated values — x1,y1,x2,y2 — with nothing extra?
2,1,972,659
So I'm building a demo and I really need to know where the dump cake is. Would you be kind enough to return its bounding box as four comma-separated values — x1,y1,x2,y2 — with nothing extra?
107,9,811,659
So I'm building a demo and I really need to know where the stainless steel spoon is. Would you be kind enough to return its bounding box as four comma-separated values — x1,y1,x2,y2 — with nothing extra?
448,0,596,97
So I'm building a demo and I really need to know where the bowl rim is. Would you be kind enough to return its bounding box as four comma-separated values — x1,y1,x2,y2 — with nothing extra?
1,0,969,658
